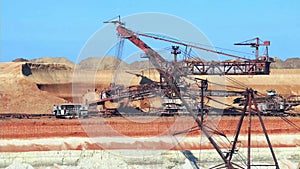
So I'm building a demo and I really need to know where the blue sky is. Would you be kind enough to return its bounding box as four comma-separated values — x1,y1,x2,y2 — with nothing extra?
1,0,299,62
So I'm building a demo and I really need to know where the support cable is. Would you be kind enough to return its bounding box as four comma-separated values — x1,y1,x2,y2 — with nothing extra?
280,116,300,131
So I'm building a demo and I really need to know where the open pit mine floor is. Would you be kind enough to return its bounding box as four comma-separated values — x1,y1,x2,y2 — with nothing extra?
0,116,299,168
0,116,299,152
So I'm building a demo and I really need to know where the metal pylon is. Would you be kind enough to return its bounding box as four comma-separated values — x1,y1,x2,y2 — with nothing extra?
227,89,280,169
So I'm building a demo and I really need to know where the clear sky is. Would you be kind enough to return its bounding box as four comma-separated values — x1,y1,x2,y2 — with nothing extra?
1,0,299,62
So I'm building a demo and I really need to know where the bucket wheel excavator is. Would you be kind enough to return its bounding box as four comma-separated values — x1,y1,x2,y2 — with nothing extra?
91,16,281,168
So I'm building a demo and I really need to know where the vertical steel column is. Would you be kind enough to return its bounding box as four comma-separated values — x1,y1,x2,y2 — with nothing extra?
200,80,207,124
252,93,280,169
228,89,249,161
247,93,252,169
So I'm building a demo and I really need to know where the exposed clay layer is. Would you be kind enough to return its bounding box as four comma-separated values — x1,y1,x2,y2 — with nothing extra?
0,116,299,152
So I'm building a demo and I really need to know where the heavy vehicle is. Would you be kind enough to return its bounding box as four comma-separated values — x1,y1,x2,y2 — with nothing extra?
52,103,88,118
234,89,300,116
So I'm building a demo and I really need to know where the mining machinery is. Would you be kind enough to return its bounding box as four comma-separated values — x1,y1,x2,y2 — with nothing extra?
235,89,300,116
89,19,274,117
116,24,273,76
102,19,280,168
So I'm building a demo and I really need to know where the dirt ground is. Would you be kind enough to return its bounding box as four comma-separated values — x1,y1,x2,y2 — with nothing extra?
1,116,299,139
1,116,299,152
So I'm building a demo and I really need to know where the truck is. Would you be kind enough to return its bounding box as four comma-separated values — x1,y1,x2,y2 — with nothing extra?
52,103,88,118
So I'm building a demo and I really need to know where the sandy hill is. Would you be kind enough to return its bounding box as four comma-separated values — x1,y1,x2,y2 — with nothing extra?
13,57,75,68
0,62,65,114
271,58,300,69
77,56,159,71
30,57,75,68
12,58,29,62
78,56,130,70
23,62,74,84
1,57,76,114
129,60,157,70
